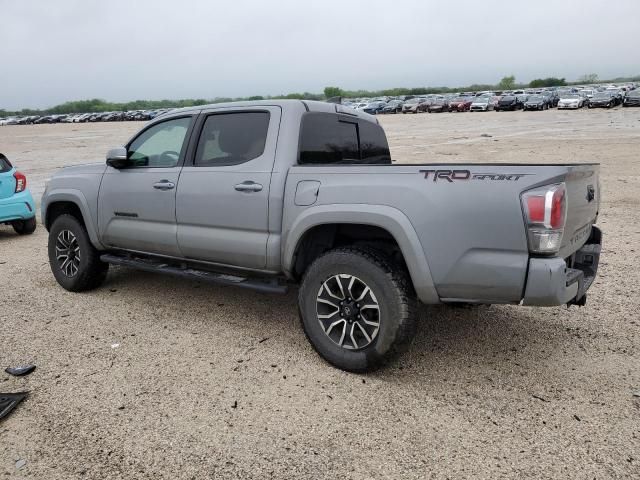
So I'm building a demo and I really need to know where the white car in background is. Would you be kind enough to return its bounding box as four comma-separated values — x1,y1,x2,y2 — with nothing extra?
557,94,586,109
469,96,494,111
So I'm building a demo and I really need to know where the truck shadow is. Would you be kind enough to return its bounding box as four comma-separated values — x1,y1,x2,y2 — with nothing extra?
104,267,575,383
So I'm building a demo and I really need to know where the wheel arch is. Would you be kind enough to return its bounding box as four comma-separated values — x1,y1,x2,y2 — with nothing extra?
283,204,440,304
43,190,104,249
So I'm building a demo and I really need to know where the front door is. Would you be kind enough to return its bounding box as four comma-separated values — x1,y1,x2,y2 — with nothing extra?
98,116,194,256
176,106,281,270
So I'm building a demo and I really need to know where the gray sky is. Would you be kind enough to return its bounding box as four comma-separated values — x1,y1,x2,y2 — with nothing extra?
1,0,638,110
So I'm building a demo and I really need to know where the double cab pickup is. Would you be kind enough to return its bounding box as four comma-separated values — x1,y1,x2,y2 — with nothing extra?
42,100,602,371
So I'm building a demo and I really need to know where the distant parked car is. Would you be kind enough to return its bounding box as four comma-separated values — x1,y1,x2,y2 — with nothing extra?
0,153,36,235
381,100,404,114
402,97,427,113
523,95,549,111
588,92,616,109
495,95,523,111
448,97,473,112
539,91,558,107
362,101,387,115
623,89,640,107
557,94,586,109
426,98,449,113
469,97,493,111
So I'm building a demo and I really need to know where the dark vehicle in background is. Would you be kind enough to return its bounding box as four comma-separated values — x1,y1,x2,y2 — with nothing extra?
402,97,427,113
17,115,39,125
623,89,640,107
448,97,473,112
542,91,559,107
362,101,387,115
382,100,404,114
523,95,549,111
588,92,616,109
495,95,523,111
427,98,449,113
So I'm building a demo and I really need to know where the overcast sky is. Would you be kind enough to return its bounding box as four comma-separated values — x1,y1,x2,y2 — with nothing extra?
1,0,638,110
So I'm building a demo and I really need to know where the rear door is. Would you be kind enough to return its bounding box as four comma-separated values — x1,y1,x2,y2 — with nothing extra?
176,106,281,269
98,116,194,256
0,155,16,199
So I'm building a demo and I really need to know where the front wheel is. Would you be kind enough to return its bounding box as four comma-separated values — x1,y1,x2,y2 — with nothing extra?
12,217,37,235
298,247,417,372
48,214,108,292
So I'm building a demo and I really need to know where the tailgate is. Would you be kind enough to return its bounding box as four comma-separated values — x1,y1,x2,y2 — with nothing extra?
560,164,600,258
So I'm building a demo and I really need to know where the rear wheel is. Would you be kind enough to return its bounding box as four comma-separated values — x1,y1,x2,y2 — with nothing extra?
48,214,108,292
298,247,417,372
12,217,37,235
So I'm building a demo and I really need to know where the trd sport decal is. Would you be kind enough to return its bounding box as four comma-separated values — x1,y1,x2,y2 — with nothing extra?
419,169,533,183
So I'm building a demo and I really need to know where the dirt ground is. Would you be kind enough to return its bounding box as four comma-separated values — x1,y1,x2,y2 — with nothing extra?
1,108,639,479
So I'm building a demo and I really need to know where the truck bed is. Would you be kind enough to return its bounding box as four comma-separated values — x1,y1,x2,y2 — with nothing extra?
284,162,599,304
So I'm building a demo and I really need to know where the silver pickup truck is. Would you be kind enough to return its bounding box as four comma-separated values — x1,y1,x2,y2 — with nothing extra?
41,100,602,371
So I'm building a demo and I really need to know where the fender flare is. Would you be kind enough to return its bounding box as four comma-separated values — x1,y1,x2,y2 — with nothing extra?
42,189,105,250
283,204,440,304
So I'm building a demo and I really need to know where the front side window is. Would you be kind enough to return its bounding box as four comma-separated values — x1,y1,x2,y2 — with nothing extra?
127,117,191,167
298,112,390,165
194,112,270,167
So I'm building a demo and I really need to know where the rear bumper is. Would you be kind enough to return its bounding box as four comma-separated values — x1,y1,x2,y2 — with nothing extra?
522,226,602,306
0,190,36,223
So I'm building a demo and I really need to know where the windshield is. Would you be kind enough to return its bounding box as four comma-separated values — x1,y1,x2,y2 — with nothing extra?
527,95,543,101
501,96,515,101
593,93,610,99
563,94,580,99
473,97,489,103
406,98,421,104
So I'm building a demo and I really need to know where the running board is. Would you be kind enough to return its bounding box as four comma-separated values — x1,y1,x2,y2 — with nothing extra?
100,254,288,294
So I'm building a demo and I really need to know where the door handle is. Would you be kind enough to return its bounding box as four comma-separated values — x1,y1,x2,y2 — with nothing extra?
153,180,175,190
234,181,263,193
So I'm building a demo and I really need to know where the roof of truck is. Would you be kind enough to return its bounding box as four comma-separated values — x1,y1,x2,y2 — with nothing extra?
155,99,378,124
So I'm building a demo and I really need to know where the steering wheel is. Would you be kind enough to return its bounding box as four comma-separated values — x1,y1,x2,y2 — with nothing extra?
158,150,180,165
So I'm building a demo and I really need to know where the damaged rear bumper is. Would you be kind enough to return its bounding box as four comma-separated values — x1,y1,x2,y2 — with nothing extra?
522,226,602,306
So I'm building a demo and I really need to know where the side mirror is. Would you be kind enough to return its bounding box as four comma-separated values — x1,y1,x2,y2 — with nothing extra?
106,147,129,169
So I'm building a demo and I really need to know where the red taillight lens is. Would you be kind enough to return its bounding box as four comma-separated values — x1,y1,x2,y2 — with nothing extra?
526,196,545,223
550,187,565,229
14,171,27,193
521,183,567,254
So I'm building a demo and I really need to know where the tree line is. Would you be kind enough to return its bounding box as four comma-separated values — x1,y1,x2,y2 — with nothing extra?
2,73,638,116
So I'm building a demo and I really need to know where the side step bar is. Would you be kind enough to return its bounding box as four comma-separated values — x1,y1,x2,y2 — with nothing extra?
100,254,288,294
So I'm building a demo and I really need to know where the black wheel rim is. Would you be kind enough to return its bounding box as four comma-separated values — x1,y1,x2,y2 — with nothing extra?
316,274,380,350
56,230,81,277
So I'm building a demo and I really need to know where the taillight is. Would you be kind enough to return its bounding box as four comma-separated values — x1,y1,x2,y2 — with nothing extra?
14,171,27,193
521,183,567,254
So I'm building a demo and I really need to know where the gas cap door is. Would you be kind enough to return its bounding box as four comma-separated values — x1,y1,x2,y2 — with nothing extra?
294,180,321,206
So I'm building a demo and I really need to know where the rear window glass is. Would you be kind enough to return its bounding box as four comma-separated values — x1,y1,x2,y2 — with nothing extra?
195,112,270,167
0,154,12,173
298,112,391,165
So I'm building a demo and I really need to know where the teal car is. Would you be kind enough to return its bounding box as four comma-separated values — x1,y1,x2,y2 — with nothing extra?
0,153,36,234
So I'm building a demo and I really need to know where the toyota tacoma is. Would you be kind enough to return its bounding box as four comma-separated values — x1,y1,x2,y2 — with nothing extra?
41,100,602,372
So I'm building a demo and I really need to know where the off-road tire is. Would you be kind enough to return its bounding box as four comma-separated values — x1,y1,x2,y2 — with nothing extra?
12,217,37,235
48,214,108,292
298,247,417,372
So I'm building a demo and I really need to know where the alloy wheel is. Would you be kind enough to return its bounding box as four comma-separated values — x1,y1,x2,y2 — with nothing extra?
56,230,81,277
316,274,380,350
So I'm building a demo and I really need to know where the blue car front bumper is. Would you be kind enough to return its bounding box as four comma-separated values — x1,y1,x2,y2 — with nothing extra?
0,190,36,223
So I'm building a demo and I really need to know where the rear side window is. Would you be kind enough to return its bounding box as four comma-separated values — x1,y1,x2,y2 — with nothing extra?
195,112,270,167
299,112,391,165
0,154,12,173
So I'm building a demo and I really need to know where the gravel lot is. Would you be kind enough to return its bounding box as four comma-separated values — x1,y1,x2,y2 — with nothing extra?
1,108,639,479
